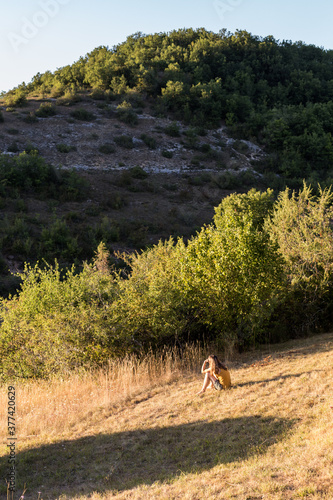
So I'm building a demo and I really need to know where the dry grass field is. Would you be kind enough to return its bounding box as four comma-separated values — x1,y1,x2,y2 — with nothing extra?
1,334,333,499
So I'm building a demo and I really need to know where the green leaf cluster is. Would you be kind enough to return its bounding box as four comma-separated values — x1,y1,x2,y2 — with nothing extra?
0,152,89,200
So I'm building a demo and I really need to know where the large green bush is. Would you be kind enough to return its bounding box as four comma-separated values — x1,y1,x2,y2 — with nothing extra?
35,102,57,117
265,183,333,334
0,244,118,379
109,239,188,349
180,189,286,347
70,108,95,121
116,101,138,126
0,153,89,200
0,152,58,194
3,88,27,108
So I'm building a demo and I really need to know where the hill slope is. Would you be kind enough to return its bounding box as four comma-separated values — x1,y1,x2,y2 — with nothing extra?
3,27,333,293
0,93,264,296
0,96,263,174
1,333,333,499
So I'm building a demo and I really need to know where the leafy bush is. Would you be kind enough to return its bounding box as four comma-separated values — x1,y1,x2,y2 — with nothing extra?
161,150,173,158
0,152,88,200
199,143,211,153
130,166,148,179
50,83,66,98
109,238,188,349
232,140,249,154
59,169,90,202
3,184,333,380
3,88,27,108
106,193,127,209
0,152,58,194
24,142,39,155
116,101,138,126
41,218,79,259
56,143,77,153
114,135,134,149
188,173,211,186
180,189,285,347
211,171,242,189
70,108,95,121
99,143,116,154
140,133,157,149
195,127,207,136
95,217,120,243
35,102,57,117
89,133,99,140
23,112,38,123
0,244,119,379
56,90,83,106
164,122,181,137
7,141,20,153
265,183,333,334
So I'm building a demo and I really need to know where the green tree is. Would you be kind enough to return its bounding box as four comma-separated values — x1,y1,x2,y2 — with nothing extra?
265,183,333,332
181,189,285,347
161,80,190,111
0,244,117,379
110,239,188,351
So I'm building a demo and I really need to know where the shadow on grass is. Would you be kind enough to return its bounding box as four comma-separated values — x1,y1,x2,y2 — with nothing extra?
0,415,297,499
234,368,326,388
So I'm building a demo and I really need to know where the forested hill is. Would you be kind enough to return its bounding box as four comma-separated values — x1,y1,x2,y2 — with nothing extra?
4,28,333,187
3,30,333,378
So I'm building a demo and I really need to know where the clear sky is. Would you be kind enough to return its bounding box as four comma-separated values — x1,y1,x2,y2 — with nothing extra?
1,0,333,93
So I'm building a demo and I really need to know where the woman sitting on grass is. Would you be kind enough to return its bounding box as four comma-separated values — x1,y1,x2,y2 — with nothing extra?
197,354,231,395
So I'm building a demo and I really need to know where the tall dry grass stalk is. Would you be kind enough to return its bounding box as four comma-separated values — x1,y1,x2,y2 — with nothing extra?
0,343,205,443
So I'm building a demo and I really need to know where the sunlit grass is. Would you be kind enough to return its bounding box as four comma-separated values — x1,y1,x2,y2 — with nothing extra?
0,344,205,443
1,335,333,499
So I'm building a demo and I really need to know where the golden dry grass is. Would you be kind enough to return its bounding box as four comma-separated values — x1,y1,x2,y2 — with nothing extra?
1,335,333,499
0,344,204,443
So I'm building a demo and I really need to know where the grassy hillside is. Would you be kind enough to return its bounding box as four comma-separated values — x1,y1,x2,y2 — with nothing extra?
1,333,333,499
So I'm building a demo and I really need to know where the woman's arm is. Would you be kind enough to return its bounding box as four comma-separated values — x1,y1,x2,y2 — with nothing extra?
201,359,210,373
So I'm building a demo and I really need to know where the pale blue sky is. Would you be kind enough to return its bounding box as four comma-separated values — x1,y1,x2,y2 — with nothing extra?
1,0,333,93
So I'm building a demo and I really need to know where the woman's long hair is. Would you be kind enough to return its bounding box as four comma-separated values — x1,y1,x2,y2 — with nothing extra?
208,354,228,374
